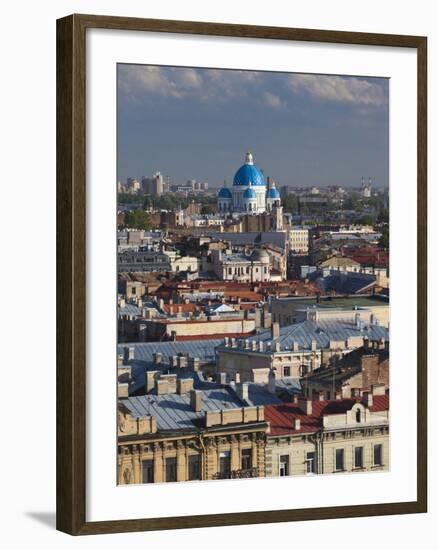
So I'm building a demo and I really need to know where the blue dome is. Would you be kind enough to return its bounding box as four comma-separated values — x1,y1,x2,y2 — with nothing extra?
266,187,280,199
233,164,265,187
243,187,257,199
218,187,232,199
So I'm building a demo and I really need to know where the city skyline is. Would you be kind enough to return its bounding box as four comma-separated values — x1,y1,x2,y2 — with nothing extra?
118,64,389,189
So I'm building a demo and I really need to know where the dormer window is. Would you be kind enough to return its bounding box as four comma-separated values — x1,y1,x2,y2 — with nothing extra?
356,408,361,423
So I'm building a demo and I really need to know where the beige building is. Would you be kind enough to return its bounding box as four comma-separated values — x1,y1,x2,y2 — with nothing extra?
216,319,389,384
265,389,389,477
211,248,272,282
288,227,309,254
118,378,267,484
271,295,390,328
141,312,256,341
162,250,200,273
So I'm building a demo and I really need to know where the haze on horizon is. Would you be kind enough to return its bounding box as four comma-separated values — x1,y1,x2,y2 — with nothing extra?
117,64,389,189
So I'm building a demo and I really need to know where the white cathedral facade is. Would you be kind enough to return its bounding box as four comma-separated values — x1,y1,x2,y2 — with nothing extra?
218,152,281,215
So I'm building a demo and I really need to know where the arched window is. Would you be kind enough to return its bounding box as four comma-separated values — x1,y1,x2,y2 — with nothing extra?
356,408,361,423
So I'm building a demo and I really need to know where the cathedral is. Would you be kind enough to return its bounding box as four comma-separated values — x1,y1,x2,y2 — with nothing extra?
218,152,281,215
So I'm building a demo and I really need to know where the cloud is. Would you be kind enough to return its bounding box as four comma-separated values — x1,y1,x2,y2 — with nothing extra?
262,91,285,109
288,74,387,107
118,65,260,103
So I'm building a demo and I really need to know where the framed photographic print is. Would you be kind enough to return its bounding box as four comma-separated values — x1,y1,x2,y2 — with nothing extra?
56,14,427,535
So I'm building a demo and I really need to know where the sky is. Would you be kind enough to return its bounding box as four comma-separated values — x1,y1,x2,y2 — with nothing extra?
117,64,389,188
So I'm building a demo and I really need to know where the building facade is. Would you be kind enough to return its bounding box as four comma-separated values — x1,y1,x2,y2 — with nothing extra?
118,381,267,484
118,249,171,273
211,248,272,282
265,391,389,477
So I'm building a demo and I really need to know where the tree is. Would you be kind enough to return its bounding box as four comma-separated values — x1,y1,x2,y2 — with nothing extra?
377,208,389,224
282,193,298,213
356,215,374,226
124,210,152,230
378,227,389,249
201,204,215,215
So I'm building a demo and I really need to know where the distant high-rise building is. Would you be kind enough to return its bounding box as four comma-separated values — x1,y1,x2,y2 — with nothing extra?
361,177,372,198
142,172,164,196
126,177,141,194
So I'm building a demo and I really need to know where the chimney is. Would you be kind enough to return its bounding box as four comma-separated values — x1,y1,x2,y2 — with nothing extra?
190,389,202,412
118,382,129,399
372,383,386,396
363,391,373,407
177,378,194,394
155,378,169,395
224,336,230,347
271,322,280,339
218,372,227,385
152,352,162,365
318,390,325,401
189,357,200,371
268,369,276,394
298,397,312,415
335,390,342,400
123,346,134,362
158,298,164,310
146,371,158,393
259,341,264,352
292,394,299,404
237,382,249,402
293,418,301,431
311,340,317,351
293,341,299,352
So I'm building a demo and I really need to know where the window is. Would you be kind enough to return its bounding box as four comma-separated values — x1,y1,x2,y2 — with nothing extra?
374,444,383,466
165,457,177,482
335,448,344,471
188,455,201,481
306,452,316,474
219,451,231,479
283,366,291,377
241,448,252,471
356,408,361,422
142,459,154,483
279,455,289,476
354,446,364,469
131,286,136,295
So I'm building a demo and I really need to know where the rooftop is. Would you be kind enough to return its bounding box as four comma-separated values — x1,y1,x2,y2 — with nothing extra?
122,386,245,432
272,295,389,309
265,394,389,436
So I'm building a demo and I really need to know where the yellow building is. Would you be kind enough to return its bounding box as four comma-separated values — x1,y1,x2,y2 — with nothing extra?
265,389,389,477
117,378,267,484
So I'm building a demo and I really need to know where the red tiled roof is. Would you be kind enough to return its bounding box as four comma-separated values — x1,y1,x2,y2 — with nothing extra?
265,395,389,436
162,303,198,314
